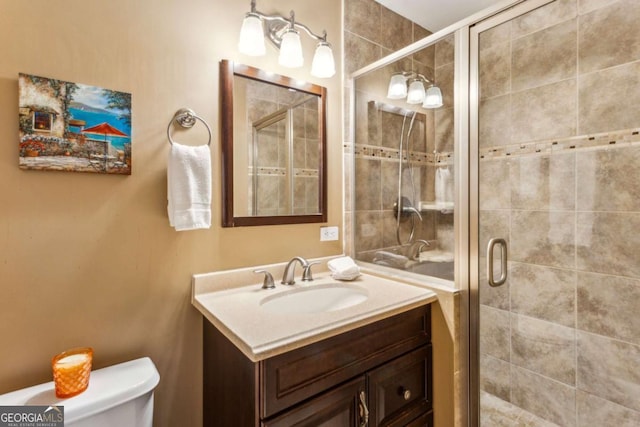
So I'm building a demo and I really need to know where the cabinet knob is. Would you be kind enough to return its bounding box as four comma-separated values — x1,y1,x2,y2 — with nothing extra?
401,388,411,401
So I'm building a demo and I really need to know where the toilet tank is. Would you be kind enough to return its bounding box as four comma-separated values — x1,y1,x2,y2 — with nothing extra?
0,357,160,427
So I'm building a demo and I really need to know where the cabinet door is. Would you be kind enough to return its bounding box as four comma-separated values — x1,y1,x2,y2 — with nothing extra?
367,345,432,427
262,377,366,427
405,410,433,427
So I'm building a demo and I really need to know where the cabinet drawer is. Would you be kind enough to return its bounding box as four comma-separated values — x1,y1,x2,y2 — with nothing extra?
367,345,432,426
260,305,431,418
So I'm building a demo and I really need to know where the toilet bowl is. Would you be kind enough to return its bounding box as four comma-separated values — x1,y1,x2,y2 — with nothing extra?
0,357,160,427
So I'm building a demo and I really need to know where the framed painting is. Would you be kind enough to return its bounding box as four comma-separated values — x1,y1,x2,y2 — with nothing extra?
18,73,132,175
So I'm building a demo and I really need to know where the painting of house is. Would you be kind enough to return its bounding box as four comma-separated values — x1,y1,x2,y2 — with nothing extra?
18,73,132,175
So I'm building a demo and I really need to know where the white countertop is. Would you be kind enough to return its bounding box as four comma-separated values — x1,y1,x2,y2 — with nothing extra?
192,258,437,361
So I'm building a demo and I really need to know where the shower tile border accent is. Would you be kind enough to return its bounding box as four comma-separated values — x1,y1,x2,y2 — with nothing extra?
354,127,640,165
352,143,454,166
248,167,319,177
480,127,640,160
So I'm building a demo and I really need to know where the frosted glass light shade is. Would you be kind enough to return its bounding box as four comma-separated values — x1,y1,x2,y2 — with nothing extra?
387,74,407,99
311,42,336,78
422,85,443,108
406,79,426,104
238,13,266,56
279,29,304,68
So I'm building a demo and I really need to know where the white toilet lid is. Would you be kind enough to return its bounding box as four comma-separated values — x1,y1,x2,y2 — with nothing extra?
0,357,160,424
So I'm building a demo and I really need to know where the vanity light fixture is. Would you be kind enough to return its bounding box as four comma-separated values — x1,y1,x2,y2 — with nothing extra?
238,0,336,78
386,72,443,109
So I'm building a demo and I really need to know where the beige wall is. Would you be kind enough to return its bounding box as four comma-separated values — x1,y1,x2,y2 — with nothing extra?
0,1,342,426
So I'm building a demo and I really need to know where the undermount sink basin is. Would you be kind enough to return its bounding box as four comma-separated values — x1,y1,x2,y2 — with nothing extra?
260,283,369,314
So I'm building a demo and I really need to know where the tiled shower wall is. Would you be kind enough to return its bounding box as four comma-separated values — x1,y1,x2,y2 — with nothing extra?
344,0,457,258
479,0,640,425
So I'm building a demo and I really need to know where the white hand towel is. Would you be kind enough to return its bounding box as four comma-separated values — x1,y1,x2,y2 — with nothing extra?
167,143,211,231
327,256,361,280
435,167,451,207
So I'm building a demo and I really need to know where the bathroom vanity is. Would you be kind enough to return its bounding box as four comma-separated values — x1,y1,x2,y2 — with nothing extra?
192,261,437,427
203,305,432,426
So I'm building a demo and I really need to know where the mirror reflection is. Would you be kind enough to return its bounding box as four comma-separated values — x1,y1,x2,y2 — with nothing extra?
220,60,327,227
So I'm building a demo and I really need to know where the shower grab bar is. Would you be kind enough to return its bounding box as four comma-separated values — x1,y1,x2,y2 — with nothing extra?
487,238,507,287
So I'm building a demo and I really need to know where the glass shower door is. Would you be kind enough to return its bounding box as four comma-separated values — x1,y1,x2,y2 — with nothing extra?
471,0,640,425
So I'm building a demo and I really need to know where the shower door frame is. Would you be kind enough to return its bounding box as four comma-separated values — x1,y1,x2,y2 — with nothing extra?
467,0,556,425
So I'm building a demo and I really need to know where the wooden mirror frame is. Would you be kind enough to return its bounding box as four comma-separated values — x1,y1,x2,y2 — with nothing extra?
220,60,328,227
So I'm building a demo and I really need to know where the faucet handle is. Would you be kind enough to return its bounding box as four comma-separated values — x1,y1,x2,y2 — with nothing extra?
254,269,275,289
301,261,320,282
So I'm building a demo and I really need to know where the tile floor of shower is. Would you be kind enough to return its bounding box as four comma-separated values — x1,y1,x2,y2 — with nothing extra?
482,392,558,427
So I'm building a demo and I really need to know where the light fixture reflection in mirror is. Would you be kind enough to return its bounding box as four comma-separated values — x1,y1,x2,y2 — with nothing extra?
220,60,327,227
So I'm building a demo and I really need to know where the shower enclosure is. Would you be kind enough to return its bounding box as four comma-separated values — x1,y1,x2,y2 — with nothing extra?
351,34,456,283
351,0,640,425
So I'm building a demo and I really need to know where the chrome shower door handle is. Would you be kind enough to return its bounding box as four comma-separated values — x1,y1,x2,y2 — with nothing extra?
487,238,507,287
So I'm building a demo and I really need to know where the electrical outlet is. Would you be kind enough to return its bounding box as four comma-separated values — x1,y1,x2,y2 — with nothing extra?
320,226,339,241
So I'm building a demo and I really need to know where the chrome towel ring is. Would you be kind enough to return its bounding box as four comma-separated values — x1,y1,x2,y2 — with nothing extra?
167,108,212,146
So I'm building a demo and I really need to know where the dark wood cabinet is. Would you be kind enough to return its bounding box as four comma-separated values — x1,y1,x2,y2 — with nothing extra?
203,305,433,427
262,378,365,427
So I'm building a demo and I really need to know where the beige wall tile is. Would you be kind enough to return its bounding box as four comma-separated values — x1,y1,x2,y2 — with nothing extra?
381,159,399,209
578,0,621,14
577,390,640,426
479,40,511,100
511,365,577,426
413,32,435,68
354,157,381,210
576,212,640,278
480,305,511,361
512,19,577,92
479,94,511,148
511,262,576,327
578,272,640,346
479,158,511,210
435,107,454,153
511,210,575,268
479,21,511,51
577,146,640,212
344,0,381,45
480,354,511,401
435,34,455,68
354,210,383,252
480,210,510,258
511,0,577,39
578,61,640,135
510,314,576,385
344,32,382,76
510,153,576,211
579,0,640,74
479,257,511,310
380,109,405,149
380,6,413,51
511,79,577,143
577,331,640,412
436,62,454,109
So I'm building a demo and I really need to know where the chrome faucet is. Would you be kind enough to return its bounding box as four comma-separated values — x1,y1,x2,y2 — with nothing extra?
281,256,309,285
409,239,431,260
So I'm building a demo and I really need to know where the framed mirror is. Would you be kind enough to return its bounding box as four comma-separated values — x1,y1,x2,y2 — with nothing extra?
220,60,327,227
